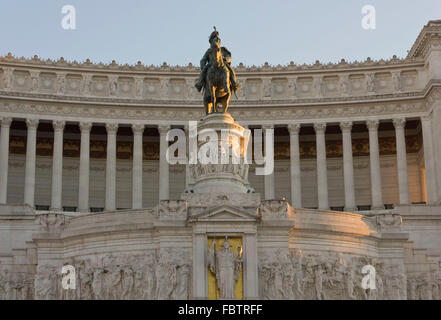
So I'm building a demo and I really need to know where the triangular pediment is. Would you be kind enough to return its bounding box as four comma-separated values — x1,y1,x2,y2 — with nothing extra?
189,205,258,222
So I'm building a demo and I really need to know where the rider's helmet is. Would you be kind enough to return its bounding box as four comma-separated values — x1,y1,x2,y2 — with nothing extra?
209,29,220,44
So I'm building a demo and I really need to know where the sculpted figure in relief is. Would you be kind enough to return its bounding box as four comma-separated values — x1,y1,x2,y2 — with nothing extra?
366,73,375,93
35,265,57,300
208,237,243,299
392,72,401,92
288,78,297,98
57,74,65,94
340,75,350,96
155,262,176,299
109,77,118,96
91,267,104,300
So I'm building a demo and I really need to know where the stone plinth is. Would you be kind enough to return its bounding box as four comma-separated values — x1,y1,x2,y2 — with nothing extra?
189,113,252,194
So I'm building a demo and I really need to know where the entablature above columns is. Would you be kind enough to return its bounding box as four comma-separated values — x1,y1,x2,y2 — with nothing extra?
0,98,429,127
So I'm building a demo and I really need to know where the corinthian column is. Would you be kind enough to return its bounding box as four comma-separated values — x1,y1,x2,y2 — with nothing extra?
366,119,383,209
51,120,65,211
158,125,170,201
340,121,356,211
132,124,145,209
24,119,39,207
288,124,302,207
78,122,92,212
314,123,328,210
421,115,437,204
105,123,118,211
393,118,410,205
262,124,275,200
184,124,194,191
0,117,12,204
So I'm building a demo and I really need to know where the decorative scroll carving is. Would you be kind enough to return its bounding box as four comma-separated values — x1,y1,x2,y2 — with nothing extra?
375,213,402,232
35,213,66,232
259,200,292,220
158,200,187,220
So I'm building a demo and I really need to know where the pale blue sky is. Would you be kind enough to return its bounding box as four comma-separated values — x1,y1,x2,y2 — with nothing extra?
0,0,440,66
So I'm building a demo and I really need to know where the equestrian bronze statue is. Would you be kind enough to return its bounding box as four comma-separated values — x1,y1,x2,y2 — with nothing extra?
195,27,240,115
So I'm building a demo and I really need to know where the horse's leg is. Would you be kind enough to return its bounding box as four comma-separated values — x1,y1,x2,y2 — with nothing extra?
204,98,210,115
224,73,229,94
211,87,217,113
208,103,212,115
223,92,231,114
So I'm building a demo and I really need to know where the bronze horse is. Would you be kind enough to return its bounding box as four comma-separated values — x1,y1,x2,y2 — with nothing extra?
203,46,232,115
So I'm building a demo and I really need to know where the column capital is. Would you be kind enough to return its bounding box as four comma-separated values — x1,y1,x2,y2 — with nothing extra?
392,118,406,129
366,119,379,131
0,117,13,127
261,124,274,130
339,121,353,132
132,123,145,134
26,118,39,130
313,122,327,133
421,114,432,122
105,123,119,133
52,120,65,131
287,123,301,134
158,124,171,135
79,121,93,133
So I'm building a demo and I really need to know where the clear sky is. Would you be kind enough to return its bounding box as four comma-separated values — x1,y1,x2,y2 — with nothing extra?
0,0,440,67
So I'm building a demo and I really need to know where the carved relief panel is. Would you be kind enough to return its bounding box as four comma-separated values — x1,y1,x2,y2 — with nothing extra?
143,78,160,99
271,78,288,99
117,77,135,98
401,70,418,91
349,74,366,95
245,79,263,100
91,76,109,97
375,72,392,94
296,77,313,98
65,74,83,95
168,79,186,100
38,72,57,94
13,70,30,92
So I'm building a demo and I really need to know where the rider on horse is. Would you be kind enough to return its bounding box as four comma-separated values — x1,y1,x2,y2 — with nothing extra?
195,28,240,94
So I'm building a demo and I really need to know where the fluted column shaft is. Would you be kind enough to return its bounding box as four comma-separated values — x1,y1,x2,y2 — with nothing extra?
393,118,410,205
421,116,437,204
340,121,356,211
24,119,39,207
105,123,118,211
158,125,170,201
314,123,328,210
184,125,194,191
288,124,302,207
367,120,383,209
132,124,144,209
263,124,275,200
0,117,12,203
51,120,65,211
78,122,92,212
